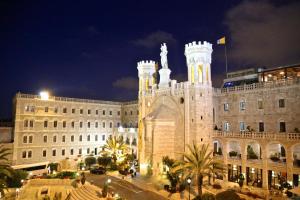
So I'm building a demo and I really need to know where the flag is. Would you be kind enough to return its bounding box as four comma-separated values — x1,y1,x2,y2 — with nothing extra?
217,37,226,45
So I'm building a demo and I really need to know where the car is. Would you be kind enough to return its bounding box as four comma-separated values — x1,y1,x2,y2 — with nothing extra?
90,167,106,175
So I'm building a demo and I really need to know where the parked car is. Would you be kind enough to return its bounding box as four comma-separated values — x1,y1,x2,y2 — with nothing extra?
90,167,106,175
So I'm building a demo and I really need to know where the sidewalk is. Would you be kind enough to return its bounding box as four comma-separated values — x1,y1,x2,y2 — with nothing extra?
107,171,195,200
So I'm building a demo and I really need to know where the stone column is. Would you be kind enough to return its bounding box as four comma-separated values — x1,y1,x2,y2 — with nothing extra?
261,143,269,189
286,145,294,185
241,141,247,185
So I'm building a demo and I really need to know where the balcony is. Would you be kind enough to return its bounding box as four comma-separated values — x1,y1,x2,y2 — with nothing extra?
212,131,300,141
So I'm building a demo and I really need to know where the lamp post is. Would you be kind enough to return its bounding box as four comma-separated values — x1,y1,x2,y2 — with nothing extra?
187,177,192,200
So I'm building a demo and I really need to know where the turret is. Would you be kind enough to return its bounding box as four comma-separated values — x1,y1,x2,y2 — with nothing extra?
137,60,156,94
184,41,213,85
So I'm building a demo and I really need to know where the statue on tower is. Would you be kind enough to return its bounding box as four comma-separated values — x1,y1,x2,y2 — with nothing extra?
160,43,168,69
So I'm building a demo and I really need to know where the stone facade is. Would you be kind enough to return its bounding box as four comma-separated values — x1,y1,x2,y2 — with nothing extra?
137,41,300,189
11,93,138,165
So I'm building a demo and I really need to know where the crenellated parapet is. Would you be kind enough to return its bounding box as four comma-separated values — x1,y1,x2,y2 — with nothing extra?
137,60,156,94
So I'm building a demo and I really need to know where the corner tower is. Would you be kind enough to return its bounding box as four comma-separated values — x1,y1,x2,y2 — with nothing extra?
185,41,212,85
137,60,156,95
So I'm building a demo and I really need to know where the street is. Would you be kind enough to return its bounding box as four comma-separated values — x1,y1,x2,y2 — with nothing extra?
86,173,167,200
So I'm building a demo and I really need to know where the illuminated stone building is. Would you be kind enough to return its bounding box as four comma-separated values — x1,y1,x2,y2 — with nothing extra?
137,41,300,189
11,93,138,165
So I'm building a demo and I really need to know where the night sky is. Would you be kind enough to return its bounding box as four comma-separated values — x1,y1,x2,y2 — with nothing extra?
1,0,300,119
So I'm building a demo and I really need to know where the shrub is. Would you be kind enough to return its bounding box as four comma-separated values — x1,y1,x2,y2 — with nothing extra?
229,151,238,157
247,146,258,159
48,162,59,172
97,156,111,169
270,156,280,162
85,156,96,168
7,169,28,188
212,183,222,189
202,193,216,200
192,196,201,200
216,190,240,200
56,171,76,179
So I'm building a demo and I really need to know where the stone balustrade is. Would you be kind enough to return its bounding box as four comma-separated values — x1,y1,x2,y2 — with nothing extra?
212,131,300,141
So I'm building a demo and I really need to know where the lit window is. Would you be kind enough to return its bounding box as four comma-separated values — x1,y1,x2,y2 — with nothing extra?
240,122,245,131
224,103,229,111
240,100,246,111
224,122,229,131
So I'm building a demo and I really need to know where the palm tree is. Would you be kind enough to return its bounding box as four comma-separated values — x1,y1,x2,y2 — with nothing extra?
102,136,128,166
172,142,224,197
0,146,13,197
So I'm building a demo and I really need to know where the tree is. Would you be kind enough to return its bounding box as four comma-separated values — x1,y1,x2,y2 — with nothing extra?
97,155,112,169
0,146,13,197
102,136,128,167
172,142,224,198
84,156,96,169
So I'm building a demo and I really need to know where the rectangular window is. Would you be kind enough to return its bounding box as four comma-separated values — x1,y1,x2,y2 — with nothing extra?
279,99,285,108
52,149,56,156
95,122,98,128
280,122,286,132
96,110,98,115
43,150,47,157
71,121,75,128
259,122,264,132
45,107,48,112
110,122,112,128
80,122,83,128
240,122,245,131
102,122,106,128
63,108,67,113
24,120,28,127
240,101,246,111
23,136,27,143
43,135,47,143
117,111,120,116
62,135,66,142
53,135,57,143
130,111,133,115
88,109,91,114
54,107,58,113
87,122,90,128
79,148,82,155
63,121,66,128
95,135,98,141
28,151,32,158
224,103,229,111
102,135,105,141
110,111,112,115
28,135,33,143
71,135,74,142
22,151,26,158
224,122,229,131
258,100,263,109
79,135,82,142
30,120,34,127
125,111,127,115
54,121,57,128
80,109,83,114
103,110,105,115
87,135,90,141
70,149,74,155
44,121,48,128
72,108,75,114
87,148,90,154
62,149,65,156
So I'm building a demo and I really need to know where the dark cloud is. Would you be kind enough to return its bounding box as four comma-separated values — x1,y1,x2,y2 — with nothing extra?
132,30,177,48
112,76,138,90
225,1,300,67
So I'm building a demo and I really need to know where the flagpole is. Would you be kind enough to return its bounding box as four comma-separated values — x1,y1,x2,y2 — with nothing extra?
224,44,228,78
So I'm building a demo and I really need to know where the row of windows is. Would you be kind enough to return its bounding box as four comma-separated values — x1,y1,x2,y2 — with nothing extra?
24,120,119,129
23,134,108,144
223,99,286,111
223,121,286,132
25,105,138,116
23,147,95,158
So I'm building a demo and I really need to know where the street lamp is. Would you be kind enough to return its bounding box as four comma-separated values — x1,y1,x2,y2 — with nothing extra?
187,177,192,200
107,178,111,184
